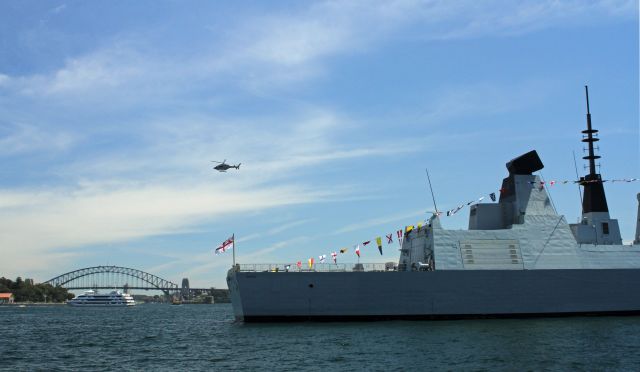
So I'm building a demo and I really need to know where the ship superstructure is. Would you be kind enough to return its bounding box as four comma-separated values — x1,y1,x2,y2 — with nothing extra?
227,89,640,321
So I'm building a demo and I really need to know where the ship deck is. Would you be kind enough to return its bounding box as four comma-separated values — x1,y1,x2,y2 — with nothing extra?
235,263,414,273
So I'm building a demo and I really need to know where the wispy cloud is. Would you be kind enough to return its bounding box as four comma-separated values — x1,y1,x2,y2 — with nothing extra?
13,43,148,98
237,219,314,244
417,79,551,125
141,229,315,283
4,1,633,100
435,0,638,40
335,209,427,234
182,235,311,279
51,3,67,14
0,183,334,275
0,122,76,156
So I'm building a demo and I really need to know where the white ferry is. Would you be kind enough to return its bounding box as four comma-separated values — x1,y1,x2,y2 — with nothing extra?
67,290,136,307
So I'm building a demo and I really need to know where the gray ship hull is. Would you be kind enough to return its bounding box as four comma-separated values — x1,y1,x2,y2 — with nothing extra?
227,269,640,322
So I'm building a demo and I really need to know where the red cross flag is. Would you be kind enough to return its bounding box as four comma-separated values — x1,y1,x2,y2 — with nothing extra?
215,235,234,255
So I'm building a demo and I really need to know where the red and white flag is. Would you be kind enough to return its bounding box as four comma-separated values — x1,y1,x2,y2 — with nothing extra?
331,252,337,264
215,235,234,254
355,244,361,257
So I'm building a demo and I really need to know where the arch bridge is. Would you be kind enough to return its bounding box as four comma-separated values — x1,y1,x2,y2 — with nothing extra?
44,266,180,296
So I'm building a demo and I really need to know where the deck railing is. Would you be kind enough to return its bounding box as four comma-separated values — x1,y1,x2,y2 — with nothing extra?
235,263,398,273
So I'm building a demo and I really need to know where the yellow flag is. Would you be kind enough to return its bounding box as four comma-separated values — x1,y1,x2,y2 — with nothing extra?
406,225,414,233
340,247,348,253
417,222,423,230
376,236,382,246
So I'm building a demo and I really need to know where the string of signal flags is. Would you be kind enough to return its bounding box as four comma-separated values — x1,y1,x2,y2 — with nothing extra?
442,177,638,217
214,176,638,268
214,227,420,268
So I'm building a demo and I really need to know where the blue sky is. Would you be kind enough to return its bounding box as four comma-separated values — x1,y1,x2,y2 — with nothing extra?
1,0,638,289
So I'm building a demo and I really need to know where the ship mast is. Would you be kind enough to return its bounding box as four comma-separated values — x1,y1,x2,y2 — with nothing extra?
580,85,609,213
583,86,599,176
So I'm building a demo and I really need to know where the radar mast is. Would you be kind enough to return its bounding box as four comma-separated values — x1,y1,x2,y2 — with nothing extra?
580,85,609,213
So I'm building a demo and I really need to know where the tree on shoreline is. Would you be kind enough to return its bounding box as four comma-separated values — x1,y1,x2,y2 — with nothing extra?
0,277,73,303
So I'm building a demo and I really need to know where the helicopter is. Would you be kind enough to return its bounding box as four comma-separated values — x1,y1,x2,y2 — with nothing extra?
211,160,241,172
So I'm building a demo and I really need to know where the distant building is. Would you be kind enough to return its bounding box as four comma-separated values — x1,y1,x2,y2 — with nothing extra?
0,293,14,304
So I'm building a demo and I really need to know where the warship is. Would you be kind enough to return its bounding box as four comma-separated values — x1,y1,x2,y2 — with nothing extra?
227,87,640,321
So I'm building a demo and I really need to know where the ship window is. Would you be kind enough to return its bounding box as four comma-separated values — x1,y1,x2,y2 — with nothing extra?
602,222,609,235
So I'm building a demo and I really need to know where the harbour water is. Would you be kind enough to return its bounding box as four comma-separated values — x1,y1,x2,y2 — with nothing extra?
1,304,639,371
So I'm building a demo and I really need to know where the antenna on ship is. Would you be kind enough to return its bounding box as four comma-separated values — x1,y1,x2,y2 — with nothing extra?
572,150,584,213
583,86,600,177
425,168,439,216
580,85,609,213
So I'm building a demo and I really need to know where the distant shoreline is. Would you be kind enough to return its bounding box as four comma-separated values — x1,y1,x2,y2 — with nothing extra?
0,302,67,306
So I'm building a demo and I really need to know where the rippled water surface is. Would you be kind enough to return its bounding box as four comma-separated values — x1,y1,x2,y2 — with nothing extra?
1,304,640,371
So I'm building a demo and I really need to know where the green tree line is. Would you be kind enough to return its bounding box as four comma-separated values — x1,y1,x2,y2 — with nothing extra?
0,277,73,303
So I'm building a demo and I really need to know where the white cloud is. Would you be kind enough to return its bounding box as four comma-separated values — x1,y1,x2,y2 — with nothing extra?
0,182,334,276
336,209,426,234
45,105,418,185
245,18,349,67
229,0,637,83
41,46,143,95
237,219,314,244
0,122,76,156
417,79,550,125
434,0,637,40
182,235,311,279
51,3,67,14
0,74,10,86
7,1,633,99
